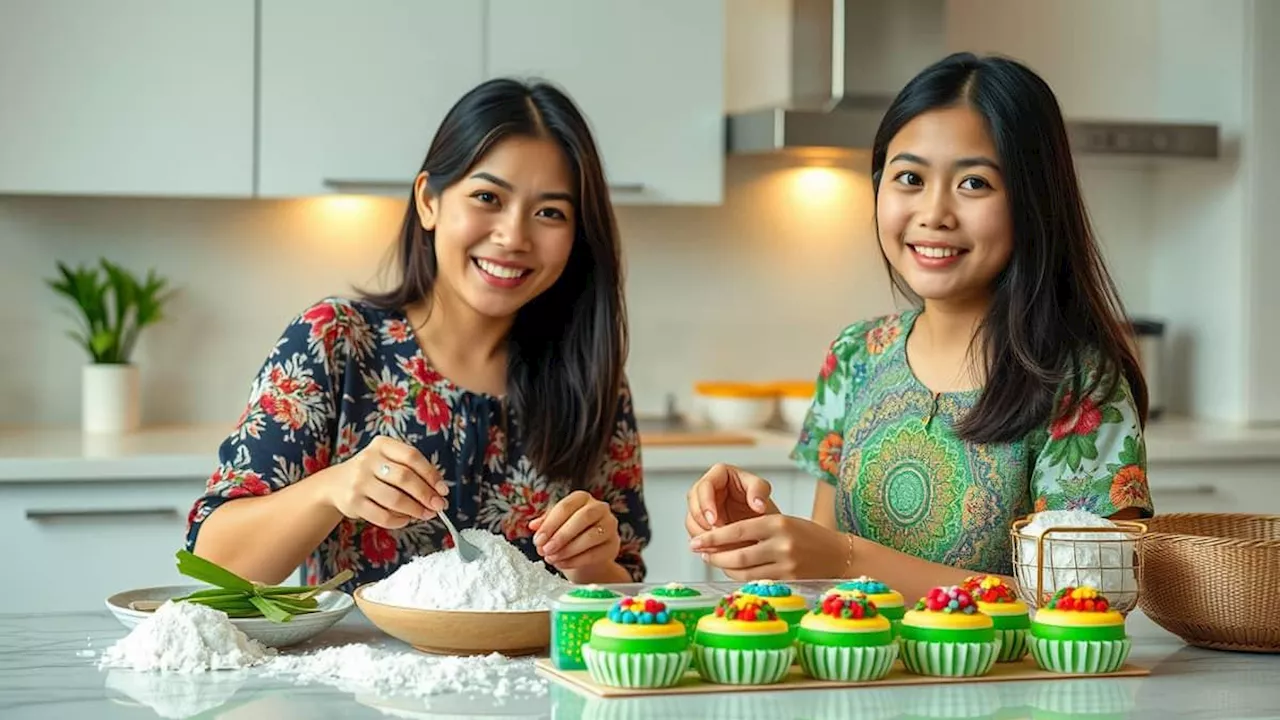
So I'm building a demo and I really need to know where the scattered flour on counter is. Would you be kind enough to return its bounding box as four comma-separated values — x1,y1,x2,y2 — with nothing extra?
364,528,570,611
1015,510,1137,598
261,644,547,700
98,601,273,673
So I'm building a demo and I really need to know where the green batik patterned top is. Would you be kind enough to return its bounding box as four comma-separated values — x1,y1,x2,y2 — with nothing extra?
790,309,1154,576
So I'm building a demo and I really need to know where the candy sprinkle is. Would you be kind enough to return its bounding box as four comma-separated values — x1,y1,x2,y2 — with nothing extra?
915,586,977,615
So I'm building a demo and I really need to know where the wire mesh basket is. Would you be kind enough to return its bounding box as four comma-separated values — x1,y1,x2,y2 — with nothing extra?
1009,516,1148,614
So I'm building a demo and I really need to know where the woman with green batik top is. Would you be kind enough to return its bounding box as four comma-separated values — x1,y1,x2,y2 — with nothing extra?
684,53,1154,604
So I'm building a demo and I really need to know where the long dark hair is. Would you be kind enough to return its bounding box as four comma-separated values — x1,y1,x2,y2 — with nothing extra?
364,78,626,485
870,52,1148,443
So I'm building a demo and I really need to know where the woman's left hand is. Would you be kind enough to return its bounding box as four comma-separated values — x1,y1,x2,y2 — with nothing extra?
530,490,621,574
689,514,849,581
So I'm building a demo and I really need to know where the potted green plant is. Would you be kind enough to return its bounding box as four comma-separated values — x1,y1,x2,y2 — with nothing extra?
47,259,173,434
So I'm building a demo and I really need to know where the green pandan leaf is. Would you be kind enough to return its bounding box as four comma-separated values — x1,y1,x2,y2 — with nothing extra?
175,550,255,592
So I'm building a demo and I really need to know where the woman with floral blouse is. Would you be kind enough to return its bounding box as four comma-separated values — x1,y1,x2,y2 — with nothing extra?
186,78,649,591
685,54,1153,603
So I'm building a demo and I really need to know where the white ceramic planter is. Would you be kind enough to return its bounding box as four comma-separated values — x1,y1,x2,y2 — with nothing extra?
82,364,141,434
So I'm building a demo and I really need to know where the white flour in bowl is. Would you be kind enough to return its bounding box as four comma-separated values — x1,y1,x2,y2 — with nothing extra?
363,528,570,611
262,644,546,700
1015,510,1137,601
98,601,273,673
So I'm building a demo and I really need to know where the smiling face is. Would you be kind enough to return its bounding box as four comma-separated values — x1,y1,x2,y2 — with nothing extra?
875,105,1013,305
416,135,577,322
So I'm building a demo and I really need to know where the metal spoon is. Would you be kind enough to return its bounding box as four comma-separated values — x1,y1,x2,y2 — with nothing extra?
438,510,482,563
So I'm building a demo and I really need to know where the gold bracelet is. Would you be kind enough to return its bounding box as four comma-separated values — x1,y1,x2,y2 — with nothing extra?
842,533,856,577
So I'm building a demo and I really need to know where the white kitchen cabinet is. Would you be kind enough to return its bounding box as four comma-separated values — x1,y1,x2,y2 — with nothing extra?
486,0,725,205
0,480,206,613
0,0,255,197
256,1,485,197
1147,461,1280,517
639,470,711,585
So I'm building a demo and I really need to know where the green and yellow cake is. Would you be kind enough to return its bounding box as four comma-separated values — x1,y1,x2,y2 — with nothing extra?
1028,586,1130,674
551,585,624,670
736,580,809,638
796,589,899,682
899,585,1001,678
834,576,906,632
692,593,795,685
581,596,692,688
639,582,717,648
961,575,1031,662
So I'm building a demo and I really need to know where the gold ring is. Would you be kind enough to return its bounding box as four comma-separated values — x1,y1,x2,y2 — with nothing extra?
595,526,605,536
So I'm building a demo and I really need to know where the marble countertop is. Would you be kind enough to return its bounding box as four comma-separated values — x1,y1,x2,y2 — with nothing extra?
2,609,1277,720
1,416,1279,483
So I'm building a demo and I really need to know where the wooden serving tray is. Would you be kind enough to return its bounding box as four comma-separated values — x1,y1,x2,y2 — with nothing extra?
535,657,1149,699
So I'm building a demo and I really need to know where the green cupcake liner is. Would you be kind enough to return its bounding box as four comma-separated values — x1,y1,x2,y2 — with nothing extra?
797,641,898,682
581,646,692,689
899,637,1001,678
1028,636,1131,675
692,644,795,685
995,628,1029,662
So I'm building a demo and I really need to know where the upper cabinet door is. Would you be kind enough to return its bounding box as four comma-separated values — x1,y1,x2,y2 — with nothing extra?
0,0,255,197
257,1,485,198
486,1,725,205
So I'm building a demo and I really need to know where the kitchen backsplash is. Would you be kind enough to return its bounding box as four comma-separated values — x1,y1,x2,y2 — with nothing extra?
0,156,1152,426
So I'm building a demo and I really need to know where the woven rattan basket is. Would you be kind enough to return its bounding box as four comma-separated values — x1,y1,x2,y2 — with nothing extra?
1138,513,1280,653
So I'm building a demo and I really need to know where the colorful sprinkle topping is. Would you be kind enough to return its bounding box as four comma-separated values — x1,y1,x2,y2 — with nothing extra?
815,590,879,620
1048,586,1111,612
961,575,1018,604
836,576,891,595
606,597,672,625
915,585,978,614
567,584,622,600
714,593,779,622
650,582,701,598
738,580,793,598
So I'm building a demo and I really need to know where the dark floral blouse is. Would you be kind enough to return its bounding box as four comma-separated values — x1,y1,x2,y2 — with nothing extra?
184,298,650,591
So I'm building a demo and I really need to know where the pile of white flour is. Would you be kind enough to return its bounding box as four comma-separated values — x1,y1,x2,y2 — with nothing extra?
98,601,273,673
363,528,570,611
261,644,546,700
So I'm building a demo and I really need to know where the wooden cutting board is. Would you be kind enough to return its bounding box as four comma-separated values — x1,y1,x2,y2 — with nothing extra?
535,657,1149,699
639,431,756,446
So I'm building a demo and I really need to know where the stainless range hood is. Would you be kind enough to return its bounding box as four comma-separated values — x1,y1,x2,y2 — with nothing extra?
726,0,1220,159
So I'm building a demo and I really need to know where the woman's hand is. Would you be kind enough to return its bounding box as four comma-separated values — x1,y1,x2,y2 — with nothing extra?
689,514,851,581
530,491,621,578
321,436,449,529
685,464,780,541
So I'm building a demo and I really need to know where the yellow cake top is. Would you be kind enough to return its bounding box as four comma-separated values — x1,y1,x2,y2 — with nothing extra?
1035,586,1124,627
591,617,686,640
801,590,891,633
696,593,790,635
696,614,790,635
590,597,684,639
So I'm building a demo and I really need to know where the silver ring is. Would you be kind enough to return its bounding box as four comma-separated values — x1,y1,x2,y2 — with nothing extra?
378,463,391,478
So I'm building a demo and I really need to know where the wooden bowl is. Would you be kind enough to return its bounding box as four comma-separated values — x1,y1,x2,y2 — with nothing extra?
353,585,550,656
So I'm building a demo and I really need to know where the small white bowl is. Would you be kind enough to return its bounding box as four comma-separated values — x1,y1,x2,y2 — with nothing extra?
779,396,812,430
701,396,777,430
105,584,355,648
